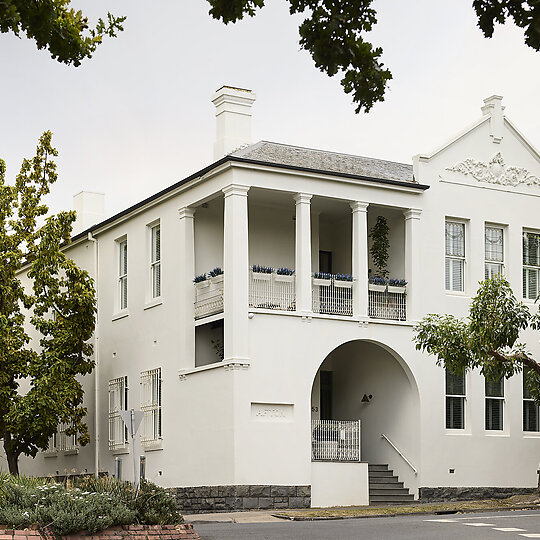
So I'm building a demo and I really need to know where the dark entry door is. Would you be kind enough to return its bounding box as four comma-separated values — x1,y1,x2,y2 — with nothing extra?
320,370,333,420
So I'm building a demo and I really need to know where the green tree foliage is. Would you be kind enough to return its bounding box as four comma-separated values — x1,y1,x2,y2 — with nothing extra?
0,132,96,475
369,215,390,278
207,0,540,113
414,275,540,400
0,1,125,66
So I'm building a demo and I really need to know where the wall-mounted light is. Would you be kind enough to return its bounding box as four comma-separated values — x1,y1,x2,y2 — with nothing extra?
361,394,373,403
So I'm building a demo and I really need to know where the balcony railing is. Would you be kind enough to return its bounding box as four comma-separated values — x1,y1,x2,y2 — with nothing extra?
312,275,353,316
368,284,406,321
194,276,224,319
311,419,361,462
249,269,296,311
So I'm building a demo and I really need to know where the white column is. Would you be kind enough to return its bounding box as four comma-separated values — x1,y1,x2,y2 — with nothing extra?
178,207,195,369
351,202,369,318
403,209,422,321
294,193,313,314
223,184,250,362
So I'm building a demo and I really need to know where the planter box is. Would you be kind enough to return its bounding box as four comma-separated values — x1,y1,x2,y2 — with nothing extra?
368,284,387,292
195,280,210,290
275,274,294,282
253,272,272,281
210,274,224,284
313,278,332,286
388,285,406,294
334,280,353,289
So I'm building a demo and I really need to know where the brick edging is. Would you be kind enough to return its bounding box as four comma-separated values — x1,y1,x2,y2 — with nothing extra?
0,524,201,539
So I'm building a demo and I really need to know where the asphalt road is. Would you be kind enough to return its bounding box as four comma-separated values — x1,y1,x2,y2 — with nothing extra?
194,509,540,540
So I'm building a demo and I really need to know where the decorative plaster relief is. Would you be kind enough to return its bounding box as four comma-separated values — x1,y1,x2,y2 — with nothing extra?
447,153,540,187
251,402,294,422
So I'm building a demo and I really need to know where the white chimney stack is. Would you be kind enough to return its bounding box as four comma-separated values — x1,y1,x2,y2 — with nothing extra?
73,191,105,235
211,85,256,159
481,95,505,144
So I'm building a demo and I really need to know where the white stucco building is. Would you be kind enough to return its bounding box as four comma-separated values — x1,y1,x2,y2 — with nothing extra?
10,87,540,510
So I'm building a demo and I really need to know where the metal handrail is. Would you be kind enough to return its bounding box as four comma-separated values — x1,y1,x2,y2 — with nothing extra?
381,433,418,475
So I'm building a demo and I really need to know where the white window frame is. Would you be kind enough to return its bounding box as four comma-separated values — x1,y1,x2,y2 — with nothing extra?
445,369,466,430
150,223,161,299
141,368,162,446
523,367,540,432
485,225,504,280
117,237,128,311
485,377,504,431
523,231,540,300
445,220,466,293
109,376,129,450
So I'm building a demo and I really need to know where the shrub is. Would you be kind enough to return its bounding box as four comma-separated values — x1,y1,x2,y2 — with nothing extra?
313,272,332,280
335,273,353,282
276,267,294,276
0,475,182,535
193,274,207,283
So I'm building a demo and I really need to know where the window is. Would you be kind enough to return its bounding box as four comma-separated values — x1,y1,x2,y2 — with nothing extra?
485,226,504,279
151,224,161,298
523,367,539,432
523,232,540,300
445,221,465,292
109,376,128,450
485,377,504,430
118,239,128,310
141,368,162,445
446,369,465,429
45,424,77,453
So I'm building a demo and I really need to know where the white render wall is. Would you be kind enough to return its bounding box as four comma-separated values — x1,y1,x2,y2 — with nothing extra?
9,100,540,505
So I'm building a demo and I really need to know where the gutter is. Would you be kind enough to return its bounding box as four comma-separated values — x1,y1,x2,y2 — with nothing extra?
87,232,100,478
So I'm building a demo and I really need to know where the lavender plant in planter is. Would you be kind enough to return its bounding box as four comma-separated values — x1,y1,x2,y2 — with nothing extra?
313,271,332,286
388,278,407,294
334,273,353,288
275,267,295,282
208,267,224,284
193,274,209,288
252,264,273,280
368,276,387,292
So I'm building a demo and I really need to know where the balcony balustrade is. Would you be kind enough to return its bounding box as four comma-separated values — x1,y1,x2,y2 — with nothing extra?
312,274,353,316
194,270,407,321
194,275,224,319
249,267,296,311
311,419,361,462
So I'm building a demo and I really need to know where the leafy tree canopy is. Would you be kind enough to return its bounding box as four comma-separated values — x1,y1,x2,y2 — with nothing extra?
0,0,125,66
0,132,96,475
207,0,540,113
414,275,540,401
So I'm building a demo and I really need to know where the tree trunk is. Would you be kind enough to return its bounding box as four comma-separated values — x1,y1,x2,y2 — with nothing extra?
3,440,20,476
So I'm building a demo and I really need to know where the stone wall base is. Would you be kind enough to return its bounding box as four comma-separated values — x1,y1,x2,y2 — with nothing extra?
0,524,201,539
419,486,538,502
172,485,311,513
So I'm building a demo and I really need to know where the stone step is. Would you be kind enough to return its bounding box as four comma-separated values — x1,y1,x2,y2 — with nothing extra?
369,493,415,503
368,470,395,478
369,476,401,484
368,464,390,472
369,487,411,496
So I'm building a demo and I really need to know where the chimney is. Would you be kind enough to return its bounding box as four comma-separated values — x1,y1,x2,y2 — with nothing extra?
72,191,105,235
211,86,256,159
481,95,505,144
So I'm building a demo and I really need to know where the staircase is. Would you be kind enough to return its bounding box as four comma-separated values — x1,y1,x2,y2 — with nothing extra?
368,464,414,503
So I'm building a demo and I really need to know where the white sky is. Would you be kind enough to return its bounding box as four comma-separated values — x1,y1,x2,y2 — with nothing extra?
1,0,539,219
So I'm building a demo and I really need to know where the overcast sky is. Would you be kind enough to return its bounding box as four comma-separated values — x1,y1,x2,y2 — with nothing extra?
1,0,539,219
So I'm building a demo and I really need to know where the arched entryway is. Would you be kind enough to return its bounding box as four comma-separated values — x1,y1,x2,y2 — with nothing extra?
310,339,420,503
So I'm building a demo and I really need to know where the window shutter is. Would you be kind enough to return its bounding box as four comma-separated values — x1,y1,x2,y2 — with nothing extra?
451,259,463,291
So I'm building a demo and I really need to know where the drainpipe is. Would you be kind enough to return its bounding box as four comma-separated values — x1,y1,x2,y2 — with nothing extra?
88,232,100,478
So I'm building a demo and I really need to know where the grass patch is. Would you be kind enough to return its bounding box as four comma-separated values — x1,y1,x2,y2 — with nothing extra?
276,495,540,520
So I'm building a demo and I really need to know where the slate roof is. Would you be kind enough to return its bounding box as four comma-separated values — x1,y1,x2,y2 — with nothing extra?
231,141,415,184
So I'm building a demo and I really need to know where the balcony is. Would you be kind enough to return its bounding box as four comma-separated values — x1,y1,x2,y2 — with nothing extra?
368,282,407,321
194,274,224,319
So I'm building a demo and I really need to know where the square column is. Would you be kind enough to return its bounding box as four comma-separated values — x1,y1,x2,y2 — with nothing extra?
404,208,422,321
178,207,195,369
294,193,313,314
351,202,369,318
223,184,250,362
